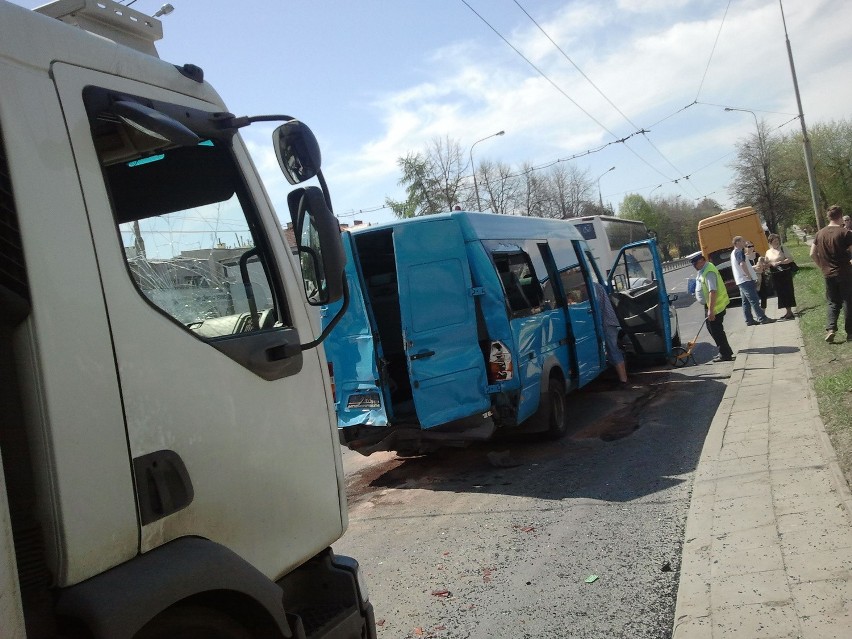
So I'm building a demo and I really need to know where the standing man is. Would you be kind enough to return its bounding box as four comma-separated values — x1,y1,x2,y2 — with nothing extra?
810,205,852,343
732,236,774,325
691,253,735,362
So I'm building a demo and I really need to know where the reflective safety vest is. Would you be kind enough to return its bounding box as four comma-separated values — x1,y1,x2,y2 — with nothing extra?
698,261,729,314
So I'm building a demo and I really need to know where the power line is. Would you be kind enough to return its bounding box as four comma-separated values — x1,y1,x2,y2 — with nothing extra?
459,0,616,138
512,0,700,197
460,0,708,198
694,0,732,101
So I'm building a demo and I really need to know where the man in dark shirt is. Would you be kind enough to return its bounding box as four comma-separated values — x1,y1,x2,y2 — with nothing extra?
810,205,852,342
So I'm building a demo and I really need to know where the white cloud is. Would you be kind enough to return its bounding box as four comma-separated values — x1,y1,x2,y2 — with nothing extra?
315,0,852,218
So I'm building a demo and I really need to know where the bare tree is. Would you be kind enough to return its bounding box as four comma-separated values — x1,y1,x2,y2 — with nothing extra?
517,162,549,217
542,164,593,219
478,160,519,215
729,120,793,233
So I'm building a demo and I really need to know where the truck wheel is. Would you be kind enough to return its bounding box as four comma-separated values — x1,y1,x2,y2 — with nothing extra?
135,605,255,639
536,379,568,439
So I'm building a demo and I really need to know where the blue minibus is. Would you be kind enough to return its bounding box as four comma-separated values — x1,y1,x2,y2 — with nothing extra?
323,212,678,455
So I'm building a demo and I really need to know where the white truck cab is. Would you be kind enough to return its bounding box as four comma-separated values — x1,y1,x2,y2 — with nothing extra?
0,1,373,636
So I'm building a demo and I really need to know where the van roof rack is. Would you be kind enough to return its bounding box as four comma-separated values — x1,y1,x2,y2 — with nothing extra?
35,0,163,57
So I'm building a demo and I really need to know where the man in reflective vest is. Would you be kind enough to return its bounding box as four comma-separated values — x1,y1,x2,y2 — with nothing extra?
691,253,734,362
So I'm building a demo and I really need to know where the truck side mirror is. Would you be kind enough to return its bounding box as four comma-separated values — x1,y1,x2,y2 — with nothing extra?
287,186,345,305
274,121,321,185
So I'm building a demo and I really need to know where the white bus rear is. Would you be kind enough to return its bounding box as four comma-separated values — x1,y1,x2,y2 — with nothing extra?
564,215,650,276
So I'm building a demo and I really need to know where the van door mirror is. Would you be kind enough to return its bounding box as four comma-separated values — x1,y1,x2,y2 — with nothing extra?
287,186,345,305
274,120,322,185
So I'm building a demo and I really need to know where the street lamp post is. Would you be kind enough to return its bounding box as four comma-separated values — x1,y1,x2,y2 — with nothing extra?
726,107,776,231
469,130,505,212
779,0,822,229
595,166,616,210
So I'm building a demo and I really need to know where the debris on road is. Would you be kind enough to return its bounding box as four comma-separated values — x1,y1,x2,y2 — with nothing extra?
585,574,599,583
487,450,521,468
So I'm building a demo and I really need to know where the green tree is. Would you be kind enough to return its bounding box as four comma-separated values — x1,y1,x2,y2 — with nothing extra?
731,118,852,233
385,137,469,218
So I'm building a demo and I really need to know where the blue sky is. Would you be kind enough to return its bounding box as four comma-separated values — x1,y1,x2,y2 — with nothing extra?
14,0,852,225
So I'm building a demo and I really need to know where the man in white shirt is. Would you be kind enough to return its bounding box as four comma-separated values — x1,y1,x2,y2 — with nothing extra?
732,236,774,326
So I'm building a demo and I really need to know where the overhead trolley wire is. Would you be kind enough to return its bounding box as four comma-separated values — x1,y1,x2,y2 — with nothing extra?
694,0,732,101
512,0,701,197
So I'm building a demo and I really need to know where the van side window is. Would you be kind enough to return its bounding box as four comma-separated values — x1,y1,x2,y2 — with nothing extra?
493,252,544,315
83,89,287,340
531,244,558,310
559,266,589,305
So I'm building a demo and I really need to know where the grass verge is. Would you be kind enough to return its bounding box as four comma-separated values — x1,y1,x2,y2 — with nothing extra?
786,237,852,489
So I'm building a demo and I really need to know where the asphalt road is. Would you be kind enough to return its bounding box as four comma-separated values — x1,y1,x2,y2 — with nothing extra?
335,264,745,639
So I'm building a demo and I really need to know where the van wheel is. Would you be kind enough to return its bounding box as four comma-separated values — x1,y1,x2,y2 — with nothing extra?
534,379,568,439
135,605,255,639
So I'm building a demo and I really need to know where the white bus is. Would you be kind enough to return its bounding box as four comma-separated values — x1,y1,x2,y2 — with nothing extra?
564,215,651,276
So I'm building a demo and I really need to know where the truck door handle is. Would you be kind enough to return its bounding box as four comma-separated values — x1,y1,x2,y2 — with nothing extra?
410,350,435,361
133,450,194,525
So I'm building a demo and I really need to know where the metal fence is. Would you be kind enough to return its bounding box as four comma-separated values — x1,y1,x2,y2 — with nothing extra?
662,257,691,274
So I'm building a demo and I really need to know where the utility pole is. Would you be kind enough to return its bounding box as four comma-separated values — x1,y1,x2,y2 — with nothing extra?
779,0,823,229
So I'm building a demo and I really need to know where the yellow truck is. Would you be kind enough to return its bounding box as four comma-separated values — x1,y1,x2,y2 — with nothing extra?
697,206,768,299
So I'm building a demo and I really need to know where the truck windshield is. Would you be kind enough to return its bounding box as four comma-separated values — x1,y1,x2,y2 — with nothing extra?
84,89,286,339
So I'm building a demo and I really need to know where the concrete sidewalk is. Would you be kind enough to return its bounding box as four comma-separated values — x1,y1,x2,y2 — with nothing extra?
673,316,852,638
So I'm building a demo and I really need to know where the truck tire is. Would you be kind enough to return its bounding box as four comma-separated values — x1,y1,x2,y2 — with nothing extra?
535,379,568,439
134,605,255,639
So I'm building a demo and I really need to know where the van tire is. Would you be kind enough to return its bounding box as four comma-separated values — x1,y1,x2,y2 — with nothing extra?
535,379,568,439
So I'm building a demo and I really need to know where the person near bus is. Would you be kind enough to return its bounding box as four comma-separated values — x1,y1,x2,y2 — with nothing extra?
744,241,770,310
691,253,735,362
732,236,774,326
810,205,852,343
764,233,797,321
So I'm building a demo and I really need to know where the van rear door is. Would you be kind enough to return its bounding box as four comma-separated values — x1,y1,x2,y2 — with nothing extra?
607,239,675,358
322,233,389,428
393,219,489,428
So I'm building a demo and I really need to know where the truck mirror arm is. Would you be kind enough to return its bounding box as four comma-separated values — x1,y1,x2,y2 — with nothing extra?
300,272,349,351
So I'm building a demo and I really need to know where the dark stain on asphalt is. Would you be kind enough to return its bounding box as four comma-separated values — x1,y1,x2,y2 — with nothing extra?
345,376,670,506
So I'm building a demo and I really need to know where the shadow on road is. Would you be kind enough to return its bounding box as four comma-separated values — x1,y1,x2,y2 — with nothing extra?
345,367,726,507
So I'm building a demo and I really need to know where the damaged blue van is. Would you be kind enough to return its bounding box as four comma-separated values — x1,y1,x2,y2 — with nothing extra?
323,212,677,455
